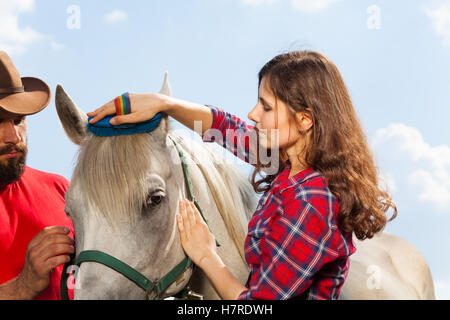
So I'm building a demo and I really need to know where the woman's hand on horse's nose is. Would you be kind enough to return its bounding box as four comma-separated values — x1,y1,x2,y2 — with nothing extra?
176,199,217,267
87,93,169,125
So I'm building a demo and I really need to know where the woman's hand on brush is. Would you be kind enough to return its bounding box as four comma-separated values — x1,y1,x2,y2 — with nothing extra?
87,93,172,125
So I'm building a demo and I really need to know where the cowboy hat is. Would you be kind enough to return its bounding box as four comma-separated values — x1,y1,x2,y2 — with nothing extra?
0,51,51,117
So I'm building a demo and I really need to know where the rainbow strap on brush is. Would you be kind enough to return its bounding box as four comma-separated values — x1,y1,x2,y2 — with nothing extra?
87,92,163,137
114,92,132,116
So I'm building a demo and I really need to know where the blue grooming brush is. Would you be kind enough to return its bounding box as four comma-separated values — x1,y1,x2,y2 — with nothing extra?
87,113,163,137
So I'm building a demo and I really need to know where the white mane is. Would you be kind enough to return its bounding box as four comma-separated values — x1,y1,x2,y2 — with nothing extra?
168,131,256,260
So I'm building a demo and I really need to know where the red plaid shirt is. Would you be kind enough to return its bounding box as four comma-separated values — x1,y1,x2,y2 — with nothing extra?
202,106,356,300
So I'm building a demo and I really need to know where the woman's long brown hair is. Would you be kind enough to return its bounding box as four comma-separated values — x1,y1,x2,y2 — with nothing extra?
251,51,397,240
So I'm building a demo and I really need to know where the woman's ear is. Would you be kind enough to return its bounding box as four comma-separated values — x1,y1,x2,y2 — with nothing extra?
295,109,313,133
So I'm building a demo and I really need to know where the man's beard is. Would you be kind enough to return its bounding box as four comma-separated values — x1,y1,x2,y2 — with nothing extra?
0,143,27,186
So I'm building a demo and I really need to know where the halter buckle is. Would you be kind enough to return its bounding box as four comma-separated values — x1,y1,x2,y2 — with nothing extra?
146,281,161,300
186,289,204,300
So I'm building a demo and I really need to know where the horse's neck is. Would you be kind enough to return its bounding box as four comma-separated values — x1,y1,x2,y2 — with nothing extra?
169,134,251,273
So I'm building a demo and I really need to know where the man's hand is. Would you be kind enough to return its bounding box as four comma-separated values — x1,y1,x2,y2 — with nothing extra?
16,226,74,299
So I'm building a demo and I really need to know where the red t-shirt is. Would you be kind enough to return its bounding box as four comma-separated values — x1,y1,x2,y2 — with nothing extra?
0,166,74,300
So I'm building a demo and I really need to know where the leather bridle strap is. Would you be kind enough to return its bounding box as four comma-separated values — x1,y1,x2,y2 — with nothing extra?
77,250,193,298
76,250,157,293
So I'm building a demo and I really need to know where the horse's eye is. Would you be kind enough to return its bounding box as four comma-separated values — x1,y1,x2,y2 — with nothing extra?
151,195,162,205
146,191,165,208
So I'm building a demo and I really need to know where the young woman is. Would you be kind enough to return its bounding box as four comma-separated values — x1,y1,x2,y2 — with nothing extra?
88,50,397,300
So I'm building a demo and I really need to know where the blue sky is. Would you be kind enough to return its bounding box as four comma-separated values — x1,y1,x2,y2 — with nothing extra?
2,0,450,299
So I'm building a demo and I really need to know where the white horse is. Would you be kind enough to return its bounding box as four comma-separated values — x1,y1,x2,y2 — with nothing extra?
341,232,435,299
55,75,435,300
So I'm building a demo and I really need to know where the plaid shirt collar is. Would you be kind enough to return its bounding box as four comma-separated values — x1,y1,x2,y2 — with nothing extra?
271,164,322,194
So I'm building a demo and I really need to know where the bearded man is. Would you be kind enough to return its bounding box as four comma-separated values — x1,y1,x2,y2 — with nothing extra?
0,51,74,300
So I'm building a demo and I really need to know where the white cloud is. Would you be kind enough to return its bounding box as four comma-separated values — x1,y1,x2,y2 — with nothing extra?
435,280,450,299
378,171,397,193
290,0,342,13
408,169,450,208
0,0,34,12
104,10,128,24
371,123,450,210
0,0,43,55
425,0,450,47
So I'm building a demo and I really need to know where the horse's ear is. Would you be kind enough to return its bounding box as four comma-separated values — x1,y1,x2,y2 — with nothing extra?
156,72,172,134
159,72,172,97
55,85,89,146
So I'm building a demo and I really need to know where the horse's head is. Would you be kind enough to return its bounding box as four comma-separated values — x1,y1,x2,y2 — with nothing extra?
55,75,193,299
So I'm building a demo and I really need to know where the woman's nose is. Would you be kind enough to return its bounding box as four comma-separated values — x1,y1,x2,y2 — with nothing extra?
248,105,259,123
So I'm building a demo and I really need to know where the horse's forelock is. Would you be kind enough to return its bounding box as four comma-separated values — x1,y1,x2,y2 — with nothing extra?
72,133,166,226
